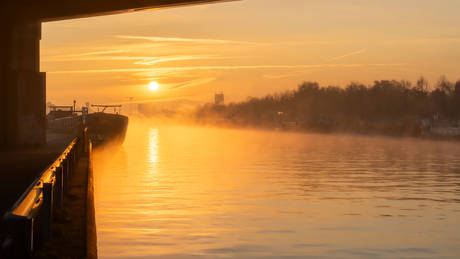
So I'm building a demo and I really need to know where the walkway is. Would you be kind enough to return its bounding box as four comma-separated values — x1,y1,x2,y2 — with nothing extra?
0,132,74,257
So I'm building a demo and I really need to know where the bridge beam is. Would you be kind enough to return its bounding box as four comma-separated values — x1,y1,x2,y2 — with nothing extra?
2,0,231,23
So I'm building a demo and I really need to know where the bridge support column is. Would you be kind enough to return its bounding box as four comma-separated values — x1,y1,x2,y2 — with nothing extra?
0,21,46,146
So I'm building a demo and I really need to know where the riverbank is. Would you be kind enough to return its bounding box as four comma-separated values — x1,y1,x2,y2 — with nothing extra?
136,114,448,142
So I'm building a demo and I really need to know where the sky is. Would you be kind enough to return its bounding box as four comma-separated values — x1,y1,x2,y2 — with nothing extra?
41,0,460,112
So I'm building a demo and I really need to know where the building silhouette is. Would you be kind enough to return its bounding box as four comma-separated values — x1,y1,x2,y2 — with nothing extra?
215,93,224,105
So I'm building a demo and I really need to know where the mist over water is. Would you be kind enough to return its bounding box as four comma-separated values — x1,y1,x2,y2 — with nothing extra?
93,119,460,259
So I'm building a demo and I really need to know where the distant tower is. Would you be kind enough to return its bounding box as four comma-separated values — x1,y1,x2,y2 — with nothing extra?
215,92,224,105
127,97,134,114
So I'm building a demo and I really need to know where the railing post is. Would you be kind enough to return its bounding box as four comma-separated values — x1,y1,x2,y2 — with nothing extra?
71,145,75,165
1,215,34,258
70,148,77,177
42,182,53,242
68,150,73,182
72,147,76,175
75,140,80,161
74,144,77,166
68,149,73,177
54,166,63,209
62,158,68,195
83,128,88,153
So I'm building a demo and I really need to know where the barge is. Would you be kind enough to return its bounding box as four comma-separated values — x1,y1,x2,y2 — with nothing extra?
47,104,129,145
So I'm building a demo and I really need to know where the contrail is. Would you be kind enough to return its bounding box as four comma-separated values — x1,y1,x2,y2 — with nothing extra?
327,49,366,62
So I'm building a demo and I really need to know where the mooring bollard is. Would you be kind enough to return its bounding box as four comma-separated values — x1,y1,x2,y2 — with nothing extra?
54,166,63,209
42,182,53,242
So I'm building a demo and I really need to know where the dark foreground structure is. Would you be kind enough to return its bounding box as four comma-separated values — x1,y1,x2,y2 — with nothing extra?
0,0,231,147
0,132,96,258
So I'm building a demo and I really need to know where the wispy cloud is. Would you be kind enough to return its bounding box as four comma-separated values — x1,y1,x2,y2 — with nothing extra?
384,38,460,45
263,70,313,79
268,40,357,46
100,95,200,105
48,63,410,74
44,53,219,65
117,35,255,45
169,78,216,89
326,49,366,62
134,55,217,65
41,41,173,61
55,49,131,57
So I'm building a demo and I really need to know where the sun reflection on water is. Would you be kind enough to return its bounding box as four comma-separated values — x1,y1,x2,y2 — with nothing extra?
147,128,159,166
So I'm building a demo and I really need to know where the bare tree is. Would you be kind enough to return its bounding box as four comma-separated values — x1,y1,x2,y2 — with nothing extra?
435,75,454,95
415,76,429,93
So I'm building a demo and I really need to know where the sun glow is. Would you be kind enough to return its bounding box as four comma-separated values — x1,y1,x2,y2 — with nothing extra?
149,82,159,91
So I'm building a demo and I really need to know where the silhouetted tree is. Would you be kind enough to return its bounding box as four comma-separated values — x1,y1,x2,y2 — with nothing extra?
435,75,454,94
408,81,430,116
342,82,368,117
430,89,447,114
416,76,430,93
452,80,460,116
191,76,460,129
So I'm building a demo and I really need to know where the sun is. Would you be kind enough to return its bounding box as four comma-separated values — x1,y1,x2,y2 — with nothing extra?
149,82,159,91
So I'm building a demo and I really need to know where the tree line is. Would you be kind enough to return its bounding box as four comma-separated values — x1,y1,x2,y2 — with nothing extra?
191,76,460,128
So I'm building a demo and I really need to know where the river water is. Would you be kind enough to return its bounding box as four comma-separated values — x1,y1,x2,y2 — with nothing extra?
93,119,460,259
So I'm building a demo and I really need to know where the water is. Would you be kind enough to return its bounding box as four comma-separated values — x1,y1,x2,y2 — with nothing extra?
93,119,460,259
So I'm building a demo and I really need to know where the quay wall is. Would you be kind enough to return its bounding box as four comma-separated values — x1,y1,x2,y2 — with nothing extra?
87,143,98,259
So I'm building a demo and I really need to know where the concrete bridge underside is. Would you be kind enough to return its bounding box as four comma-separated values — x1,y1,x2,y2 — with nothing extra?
0,0,229,146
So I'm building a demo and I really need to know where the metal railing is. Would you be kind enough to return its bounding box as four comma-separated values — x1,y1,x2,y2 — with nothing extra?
2,129,89,258
48,115,82,134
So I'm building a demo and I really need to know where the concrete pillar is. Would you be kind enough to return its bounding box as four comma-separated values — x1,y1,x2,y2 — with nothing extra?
0,21,46,146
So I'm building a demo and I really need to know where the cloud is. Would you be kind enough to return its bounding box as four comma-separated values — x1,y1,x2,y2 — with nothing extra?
102,96,199,105
268,40,356,46
41,43,164,61
169,77,216,89
42,50,132,61
134,55,217,65
263,70,313,79
327,49,366,62
55,49,131,57
44,53,219,65
117,35,255,45
48,63,410,74
384,38,460,45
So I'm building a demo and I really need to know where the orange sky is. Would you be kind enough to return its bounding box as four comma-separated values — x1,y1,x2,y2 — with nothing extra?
41,0,460,113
